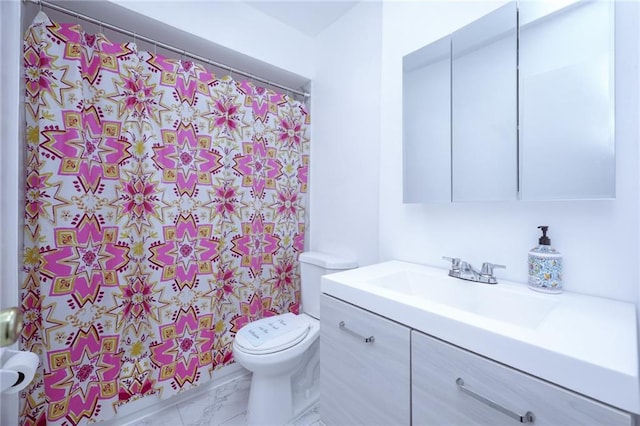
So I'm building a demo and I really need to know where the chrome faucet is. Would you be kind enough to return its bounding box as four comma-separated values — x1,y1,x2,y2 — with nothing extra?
442,257,505,284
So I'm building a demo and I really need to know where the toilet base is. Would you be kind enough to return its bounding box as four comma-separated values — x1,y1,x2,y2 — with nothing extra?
246,372,293,425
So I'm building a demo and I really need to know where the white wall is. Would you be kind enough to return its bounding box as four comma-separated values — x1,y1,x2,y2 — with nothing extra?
308,2,382,266
380,1,640,303
107,0,315,83
0,1,24,423
0,1,22,311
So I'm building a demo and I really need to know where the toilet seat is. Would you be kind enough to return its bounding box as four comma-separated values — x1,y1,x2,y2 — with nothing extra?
235,313,312,355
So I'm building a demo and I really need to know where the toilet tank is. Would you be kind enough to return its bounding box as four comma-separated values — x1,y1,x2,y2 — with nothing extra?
299,252,357,319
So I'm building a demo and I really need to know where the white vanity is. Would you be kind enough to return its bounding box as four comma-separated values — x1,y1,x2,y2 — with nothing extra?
319,261,638,425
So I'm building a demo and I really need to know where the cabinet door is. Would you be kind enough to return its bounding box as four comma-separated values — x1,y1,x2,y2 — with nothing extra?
320,295,410,426
403,36,451,203
451,2,518,202
519,0,614,200
411,331,632,426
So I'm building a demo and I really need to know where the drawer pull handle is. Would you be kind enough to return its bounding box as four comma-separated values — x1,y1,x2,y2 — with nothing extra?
338,321,375,343
456,378,535,424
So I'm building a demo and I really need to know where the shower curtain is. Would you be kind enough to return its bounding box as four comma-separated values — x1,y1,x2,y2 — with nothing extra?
20,12,309,425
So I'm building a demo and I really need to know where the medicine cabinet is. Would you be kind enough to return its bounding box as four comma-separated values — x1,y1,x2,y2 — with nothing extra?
402,0,615,203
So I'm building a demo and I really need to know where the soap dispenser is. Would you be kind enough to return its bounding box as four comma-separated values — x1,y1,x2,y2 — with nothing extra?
528,226,563,293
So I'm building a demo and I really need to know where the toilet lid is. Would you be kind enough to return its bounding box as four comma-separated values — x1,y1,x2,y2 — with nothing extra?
235,313,311,355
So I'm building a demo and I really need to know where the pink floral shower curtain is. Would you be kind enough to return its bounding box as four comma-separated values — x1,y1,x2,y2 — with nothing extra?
20,12,309,425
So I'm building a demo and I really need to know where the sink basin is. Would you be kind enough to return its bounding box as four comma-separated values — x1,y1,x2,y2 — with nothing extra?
367,270,558,329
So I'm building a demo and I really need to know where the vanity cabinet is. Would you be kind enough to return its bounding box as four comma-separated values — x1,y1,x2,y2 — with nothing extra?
411,330,632,426
319,293,634,426
319,294,410,426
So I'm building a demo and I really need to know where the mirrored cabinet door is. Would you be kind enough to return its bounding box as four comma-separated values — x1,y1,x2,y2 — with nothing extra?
403,36,451,203
519,1,615,200
451,2,517,202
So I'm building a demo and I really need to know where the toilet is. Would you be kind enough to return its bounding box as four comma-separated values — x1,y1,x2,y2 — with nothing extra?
233,251,357,425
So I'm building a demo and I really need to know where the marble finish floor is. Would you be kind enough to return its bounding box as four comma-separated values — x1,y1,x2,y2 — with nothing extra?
125,374,323,426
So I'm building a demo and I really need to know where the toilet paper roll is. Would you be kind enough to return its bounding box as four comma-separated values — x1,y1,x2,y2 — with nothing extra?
1,350,39,394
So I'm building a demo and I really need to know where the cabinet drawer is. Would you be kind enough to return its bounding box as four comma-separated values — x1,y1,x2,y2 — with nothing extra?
320,294,410,426
411,331,632,426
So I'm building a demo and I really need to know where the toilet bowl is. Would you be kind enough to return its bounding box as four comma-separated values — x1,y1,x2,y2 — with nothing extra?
232,252,357,425
233,313,319,425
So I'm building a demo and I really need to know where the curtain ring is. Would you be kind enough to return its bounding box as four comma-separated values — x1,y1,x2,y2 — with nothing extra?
99,21,103,34
133,32,137,45
153,40,157,55
39,0,42,12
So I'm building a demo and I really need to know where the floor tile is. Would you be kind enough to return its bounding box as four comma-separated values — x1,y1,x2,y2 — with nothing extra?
126,405,184,426
178,375,251,426
290,405,321,426
219,412,247,426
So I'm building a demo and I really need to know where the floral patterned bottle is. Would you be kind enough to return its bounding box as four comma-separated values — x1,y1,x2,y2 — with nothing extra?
528,226,563,293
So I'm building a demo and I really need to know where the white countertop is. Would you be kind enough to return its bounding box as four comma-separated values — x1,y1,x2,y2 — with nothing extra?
321,260,640,414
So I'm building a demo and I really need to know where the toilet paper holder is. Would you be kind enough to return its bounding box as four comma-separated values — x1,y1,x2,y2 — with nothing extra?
0,309,37,394
0,348,39,394
0,307,23,348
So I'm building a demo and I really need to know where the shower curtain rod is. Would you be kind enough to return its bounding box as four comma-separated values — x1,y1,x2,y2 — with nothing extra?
25,0,311,98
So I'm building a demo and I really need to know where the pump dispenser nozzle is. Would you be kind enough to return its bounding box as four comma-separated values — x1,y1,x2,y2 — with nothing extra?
537,225,551,245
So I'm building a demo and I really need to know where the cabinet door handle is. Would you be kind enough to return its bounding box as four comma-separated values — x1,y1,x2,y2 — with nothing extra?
456,378,535,423
338,321,375,344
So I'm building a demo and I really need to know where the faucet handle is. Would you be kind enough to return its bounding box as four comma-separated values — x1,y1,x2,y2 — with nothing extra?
442,256,461,271
480,262,506,277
